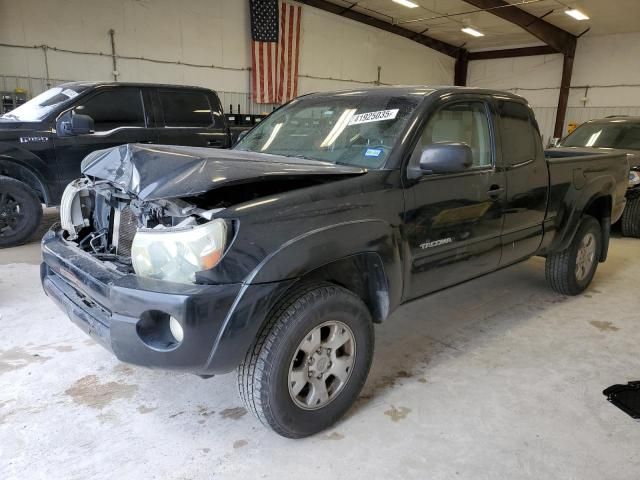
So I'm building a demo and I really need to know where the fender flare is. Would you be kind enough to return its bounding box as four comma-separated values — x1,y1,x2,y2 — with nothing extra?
0,148,52,204
204,220,404,373
546,175,615,254
247,219,404,319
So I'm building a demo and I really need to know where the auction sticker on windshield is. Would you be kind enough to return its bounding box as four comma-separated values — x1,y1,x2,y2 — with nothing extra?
348,109,399,125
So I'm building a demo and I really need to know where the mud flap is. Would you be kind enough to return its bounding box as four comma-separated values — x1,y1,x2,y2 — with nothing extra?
603,381,640,420
599,216,611,262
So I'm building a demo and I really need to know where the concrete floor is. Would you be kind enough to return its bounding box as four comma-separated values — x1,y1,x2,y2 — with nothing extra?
1,221,639,479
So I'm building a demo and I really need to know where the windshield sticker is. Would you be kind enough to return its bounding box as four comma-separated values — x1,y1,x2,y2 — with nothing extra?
348,109,399,126
364,148,383,157
62,89,79,99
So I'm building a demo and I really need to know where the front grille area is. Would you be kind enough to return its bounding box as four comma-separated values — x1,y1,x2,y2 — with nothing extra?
117,206,138,257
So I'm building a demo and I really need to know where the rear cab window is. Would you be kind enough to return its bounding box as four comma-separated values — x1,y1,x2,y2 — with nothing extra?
497,101,541,166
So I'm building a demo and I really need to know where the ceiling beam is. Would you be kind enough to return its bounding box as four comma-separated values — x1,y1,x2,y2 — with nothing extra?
468,45,557,60
460,0,576,57
454,52,469,86
296,0,464,58
554,54,574,138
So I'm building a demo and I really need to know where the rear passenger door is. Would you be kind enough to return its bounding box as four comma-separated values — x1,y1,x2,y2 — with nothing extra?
155,89,229,148
403,97,506,300
495,100,548,265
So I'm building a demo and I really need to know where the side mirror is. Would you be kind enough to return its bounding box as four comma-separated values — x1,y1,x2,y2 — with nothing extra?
57,111,94,136
236,129,249,143
70,114,94,135
418,142,473,175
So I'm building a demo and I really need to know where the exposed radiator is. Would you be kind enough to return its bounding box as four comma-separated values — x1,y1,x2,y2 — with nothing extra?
117,205,137,257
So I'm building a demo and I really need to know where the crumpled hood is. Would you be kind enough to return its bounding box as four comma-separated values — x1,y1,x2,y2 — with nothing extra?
81,143,366,201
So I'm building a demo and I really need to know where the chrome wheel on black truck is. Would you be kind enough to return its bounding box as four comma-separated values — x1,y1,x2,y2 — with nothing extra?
545,215,602,296
0,176,42,248
237,283,374,438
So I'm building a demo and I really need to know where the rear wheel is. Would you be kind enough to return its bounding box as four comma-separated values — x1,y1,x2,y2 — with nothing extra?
237,282,374,438
0,176,43,248
545,215,602,295
621,195,640,238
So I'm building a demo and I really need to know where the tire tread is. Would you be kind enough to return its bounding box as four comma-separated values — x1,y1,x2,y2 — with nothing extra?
237,282,362,438
621,195,640,238
545,215,601,296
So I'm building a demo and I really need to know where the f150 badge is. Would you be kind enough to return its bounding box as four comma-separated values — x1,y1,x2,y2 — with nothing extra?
19,136,49,143
420,238,453,249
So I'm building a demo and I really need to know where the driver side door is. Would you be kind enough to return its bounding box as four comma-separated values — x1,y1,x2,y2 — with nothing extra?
53,87,157,193
403,97,506,300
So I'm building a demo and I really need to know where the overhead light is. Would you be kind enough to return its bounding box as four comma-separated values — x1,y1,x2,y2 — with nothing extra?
461,26,484,37
565,8,589,20
392,0,419,8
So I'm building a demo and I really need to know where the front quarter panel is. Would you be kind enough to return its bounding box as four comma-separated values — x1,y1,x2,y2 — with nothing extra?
0,131,57,203
200,170,406,287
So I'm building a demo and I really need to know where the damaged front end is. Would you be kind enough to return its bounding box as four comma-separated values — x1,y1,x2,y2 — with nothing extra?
42,143,365,374
57,143,365,284
59,177,228,284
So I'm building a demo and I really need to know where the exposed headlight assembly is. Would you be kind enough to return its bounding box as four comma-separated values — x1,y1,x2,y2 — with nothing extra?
629,169,640,187
131,218,227,284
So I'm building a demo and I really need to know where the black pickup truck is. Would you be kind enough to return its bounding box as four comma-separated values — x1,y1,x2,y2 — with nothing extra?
0,81,251,247
41,87,628,438
551,116,640,237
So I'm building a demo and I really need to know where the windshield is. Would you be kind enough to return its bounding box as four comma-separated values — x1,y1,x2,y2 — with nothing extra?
234,93,423,168
560,121,640,150
0,85,89,122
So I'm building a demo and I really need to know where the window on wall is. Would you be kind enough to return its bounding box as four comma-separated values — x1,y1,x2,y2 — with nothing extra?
416,101,493,168
498,101,539,166
159,90,214,127
73,88,145,132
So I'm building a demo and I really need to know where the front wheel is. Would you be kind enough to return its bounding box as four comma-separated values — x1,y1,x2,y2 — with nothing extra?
237,283,374,438
620,195,640,238
545,215,602,295
0,176,43,248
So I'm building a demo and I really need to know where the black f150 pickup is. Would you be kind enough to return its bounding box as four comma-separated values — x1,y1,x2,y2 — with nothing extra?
550,115,640,237
40,87,628,438
0,81,251,247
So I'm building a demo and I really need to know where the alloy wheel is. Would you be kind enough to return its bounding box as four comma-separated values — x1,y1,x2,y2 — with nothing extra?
288,320,356,410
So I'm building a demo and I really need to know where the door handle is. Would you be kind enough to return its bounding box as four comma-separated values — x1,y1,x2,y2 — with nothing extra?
487,185,505,198
207,139,224,147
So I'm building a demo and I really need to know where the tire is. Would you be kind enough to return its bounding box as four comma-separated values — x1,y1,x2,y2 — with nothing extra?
621,195,640,238
0,176,43,248
237,282,374,438
545,215,602,296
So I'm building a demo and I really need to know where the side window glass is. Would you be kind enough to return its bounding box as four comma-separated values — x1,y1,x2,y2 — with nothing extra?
159,91,214,127
416,101,492,168
498,101,538,165
73,89,145,132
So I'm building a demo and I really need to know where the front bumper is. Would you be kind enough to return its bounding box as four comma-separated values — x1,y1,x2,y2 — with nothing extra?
40,227,289,375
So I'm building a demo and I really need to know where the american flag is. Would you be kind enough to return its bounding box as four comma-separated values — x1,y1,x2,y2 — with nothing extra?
250,0,302,104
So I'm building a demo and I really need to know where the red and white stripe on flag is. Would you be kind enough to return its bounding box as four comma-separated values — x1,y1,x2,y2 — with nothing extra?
251,1,302,104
